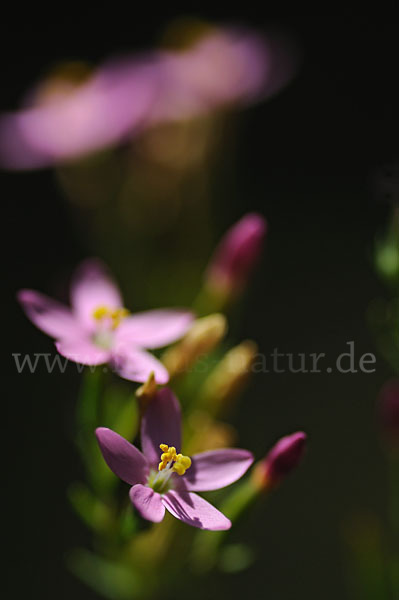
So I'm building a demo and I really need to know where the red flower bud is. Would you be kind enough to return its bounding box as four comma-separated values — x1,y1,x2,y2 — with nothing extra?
253,431,307,490
205,213,267,299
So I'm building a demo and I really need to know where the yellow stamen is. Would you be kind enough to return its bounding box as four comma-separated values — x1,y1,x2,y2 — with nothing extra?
111,307,130,329
93,305,109,321
92,305,130,329
158,444,191,476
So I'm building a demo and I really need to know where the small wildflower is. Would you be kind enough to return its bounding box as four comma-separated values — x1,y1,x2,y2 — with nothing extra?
18,258,193,383
96,388,253,529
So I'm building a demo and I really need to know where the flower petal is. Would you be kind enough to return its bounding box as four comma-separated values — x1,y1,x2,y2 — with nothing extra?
162,490,231,530
184,449,254,492
129,484,165,523
56,337,111,365
140,388,181,466
95,428,149,485
112,345,169,384
70,258,123,330
17,289,81,339
116,309,194,349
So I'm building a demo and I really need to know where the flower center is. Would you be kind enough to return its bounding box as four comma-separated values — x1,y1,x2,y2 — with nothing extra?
148,444,192,494
91,305,129,350
92,305,130,329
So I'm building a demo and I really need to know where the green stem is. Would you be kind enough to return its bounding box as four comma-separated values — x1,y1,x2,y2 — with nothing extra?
76,366,103,438
191,478,260,572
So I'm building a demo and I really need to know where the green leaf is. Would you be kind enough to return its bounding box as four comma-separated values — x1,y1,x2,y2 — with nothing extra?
118,504,138,541
68,548,141,600
68,482,113,533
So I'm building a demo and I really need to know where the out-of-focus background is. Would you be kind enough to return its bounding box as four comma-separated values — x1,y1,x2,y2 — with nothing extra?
3,12,398,600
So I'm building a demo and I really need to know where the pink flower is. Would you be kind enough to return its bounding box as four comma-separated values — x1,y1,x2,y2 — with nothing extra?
17,259,193,383
149,28,281,123
0,59,159,169
254,432,307,489
96,388,254,529
0,28,296,170
205,213,267,298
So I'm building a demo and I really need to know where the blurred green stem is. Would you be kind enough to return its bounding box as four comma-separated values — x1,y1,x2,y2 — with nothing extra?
192,478,260,572
76,367,103,437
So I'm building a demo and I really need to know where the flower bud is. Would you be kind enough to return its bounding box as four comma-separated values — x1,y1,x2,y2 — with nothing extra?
199,340,258,415
378,379,399,451
205,213,267,300
136,371,158,412
186,410,236,454
162,313,227,377
252,431,307,490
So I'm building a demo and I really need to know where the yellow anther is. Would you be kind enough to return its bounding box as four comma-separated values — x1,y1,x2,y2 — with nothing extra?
158,445,177,470
111,307,130,329
93,305,110,320
173,454,192,476
92,305,129,329
158,444,191,476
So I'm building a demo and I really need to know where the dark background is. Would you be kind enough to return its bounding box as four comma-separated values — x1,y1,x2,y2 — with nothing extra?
3,12,399,600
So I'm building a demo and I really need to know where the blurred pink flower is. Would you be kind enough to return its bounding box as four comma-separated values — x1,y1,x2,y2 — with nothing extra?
18,258,193,383
0,28,297,169
96,387,253,529
150,29,284,122
205,213,267,299
0,60,160,169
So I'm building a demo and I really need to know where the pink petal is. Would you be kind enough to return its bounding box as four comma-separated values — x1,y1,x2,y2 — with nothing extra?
56,336,111,366
70,258,123,330
0,60,157,169
129,484,165,523
162,490,231,530
95,428,149,485
116,309,194,349
184,449,254,492
17,289,81,340
112,345,169,384
140,388,181,467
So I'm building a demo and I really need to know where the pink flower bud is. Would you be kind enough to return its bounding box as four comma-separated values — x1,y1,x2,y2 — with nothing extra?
253,431,307,489
205,213,267,299
378,379,399,450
